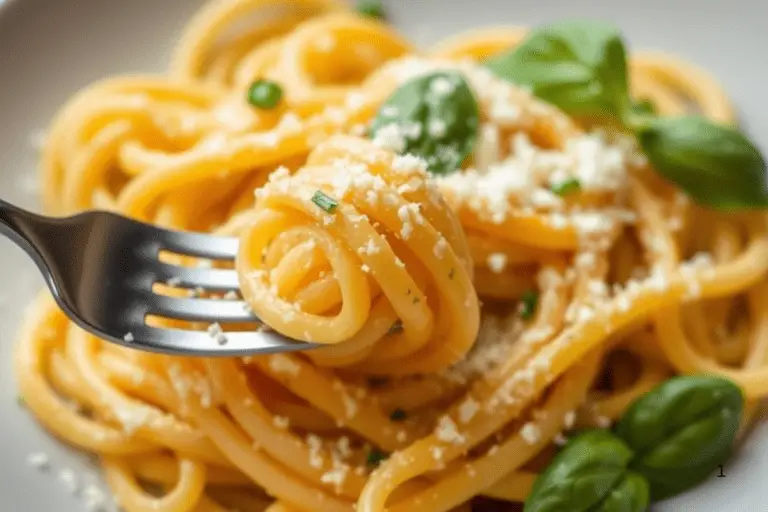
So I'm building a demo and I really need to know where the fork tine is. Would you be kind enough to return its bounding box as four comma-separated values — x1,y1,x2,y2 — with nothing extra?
152,262,241,292
147,294,256,323
154,229,239,261
126,325,314,356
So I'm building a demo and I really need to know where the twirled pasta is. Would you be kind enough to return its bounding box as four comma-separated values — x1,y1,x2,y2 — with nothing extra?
236,136,479,373
14,1,768,511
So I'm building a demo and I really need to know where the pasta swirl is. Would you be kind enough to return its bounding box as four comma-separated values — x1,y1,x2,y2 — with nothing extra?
236,136,479,372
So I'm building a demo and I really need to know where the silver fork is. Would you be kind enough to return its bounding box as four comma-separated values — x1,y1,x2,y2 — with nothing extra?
0,199,317,356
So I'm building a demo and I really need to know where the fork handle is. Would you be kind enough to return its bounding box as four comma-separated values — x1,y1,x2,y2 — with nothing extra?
0,198,40,253
0,198,58,273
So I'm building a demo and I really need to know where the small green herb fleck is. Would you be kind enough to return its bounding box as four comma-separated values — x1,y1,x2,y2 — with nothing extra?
366,449,389,467
389,408,407,421
247,80,283,109
520,290,539,320
631,98,656,117
17,395,25,407
448,268,455,280
311,190,339,213
550,178,581,196
388,320,403,334
412,296,420,304
356,0,386,19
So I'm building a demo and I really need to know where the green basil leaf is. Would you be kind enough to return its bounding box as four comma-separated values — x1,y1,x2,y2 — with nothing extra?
615,375,743,500
591,472,650,512
636,116,768,210
369,71,479,174
486,20,630,120
525,430,645,512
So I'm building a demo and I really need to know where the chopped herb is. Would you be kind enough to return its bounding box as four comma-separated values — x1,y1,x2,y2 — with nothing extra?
448,268,455,280
311,190,339,213
367,376,390,388
17,395,25,407
366,449,389,468
247,80,283,109
388,320,403,334
520,290,539,320
406,288,412,295
412,296,420,304
550,178,582,196
631,98,657,117
356,0,386,19
389,408,407,421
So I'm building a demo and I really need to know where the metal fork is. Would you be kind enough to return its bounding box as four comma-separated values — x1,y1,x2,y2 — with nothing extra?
0,199,317,356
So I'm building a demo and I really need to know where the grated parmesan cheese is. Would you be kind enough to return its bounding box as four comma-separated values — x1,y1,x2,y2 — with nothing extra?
341,394,358,419
320,465,349,490
273,416,290,429
564,411,576,429
82,483,108,511
335,436,352,459
486,253,508,273
458,398,479,424
428,119,447,138
58,468,79,493
26,452,50,470
429,76,455,97
397,205,414,240
435,416,466,444
307,434,324,468
433,237,448,258
392,154,428,174
269,354,300,376
489,99,521,124
207,322,228,345
361,238,380,256
372,123,406,153
520,422,541,444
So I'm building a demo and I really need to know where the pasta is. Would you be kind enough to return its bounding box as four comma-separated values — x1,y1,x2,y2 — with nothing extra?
14,0,768,511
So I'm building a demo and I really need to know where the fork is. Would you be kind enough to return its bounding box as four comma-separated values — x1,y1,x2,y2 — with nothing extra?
0,198,316,356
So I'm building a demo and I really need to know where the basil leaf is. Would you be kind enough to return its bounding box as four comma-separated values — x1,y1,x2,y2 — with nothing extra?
486,20,630,119
592,473,649,512
525,430,646,512
615,375,743,500
636,116,768,210
369,71,479,174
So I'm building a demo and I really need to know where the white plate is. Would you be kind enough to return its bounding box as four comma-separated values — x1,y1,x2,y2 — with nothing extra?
0,0,766,510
